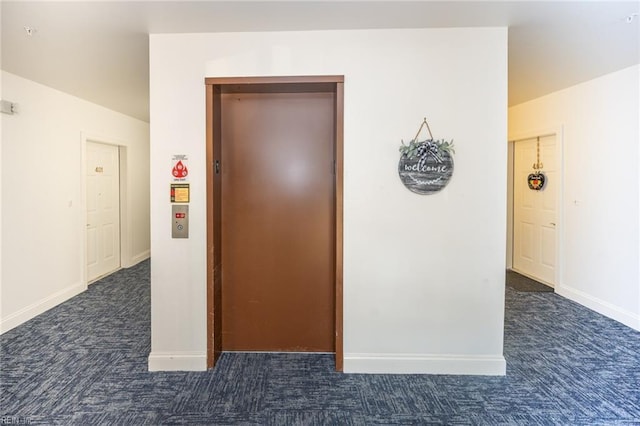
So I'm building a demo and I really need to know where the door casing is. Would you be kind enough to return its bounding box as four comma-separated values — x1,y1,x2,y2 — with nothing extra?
205,76,344,370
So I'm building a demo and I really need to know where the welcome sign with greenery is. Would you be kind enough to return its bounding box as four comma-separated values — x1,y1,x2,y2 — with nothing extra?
398,118,455,195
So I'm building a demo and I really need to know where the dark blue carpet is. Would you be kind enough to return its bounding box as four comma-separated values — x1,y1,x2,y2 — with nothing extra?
1,260,639,425
506,270,553,292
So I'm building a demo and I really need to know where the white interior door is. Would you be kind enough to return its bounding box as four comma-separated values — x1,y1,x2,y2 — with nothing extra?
513,135,557,286
87,142,121,282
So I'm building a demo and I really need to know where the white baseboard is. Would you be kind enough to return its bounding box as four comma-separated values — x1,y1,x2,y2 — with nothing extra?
148,351,207,371
0,281,87,334
129,250,150,267
557,285,640,332
343,353,506,375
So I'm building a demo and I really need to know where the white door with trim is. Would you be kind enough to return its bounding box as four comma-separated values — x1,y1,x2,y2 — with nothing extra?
87,142,121,282
513,135,556,286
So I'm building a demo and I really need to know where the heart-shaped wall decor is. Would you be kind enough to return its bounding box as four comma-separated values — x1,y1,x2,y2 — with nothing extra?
527,172,546,190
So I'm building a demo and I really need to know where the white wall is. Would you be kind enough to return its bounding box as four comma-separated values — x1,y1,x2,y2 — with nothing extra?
149,28,508,374
509,65,640,331
0,71,150,333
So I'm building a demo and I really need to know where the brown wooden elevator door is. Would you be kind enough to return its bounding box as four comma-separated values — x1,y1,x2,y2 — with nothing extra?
220,91,335,352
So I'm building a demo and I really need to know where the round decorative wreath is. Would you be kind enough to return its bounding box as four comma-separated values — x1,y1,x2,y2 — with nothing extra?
398,118,456,195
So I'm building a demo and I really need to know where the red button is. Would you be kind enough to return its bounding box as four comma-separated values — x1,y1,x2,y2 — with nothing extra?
175,213,185,218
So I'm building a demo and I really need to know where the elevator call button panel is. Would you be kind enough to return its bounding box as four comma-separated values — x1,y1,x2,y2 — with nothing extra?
172,205,189,238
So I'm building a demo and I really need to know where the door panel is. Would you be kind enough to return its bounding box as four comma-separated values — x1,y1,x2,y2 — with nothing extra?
86,142,121,282
513,135,556,286
541,227,556,267
520,222,534,261
221,91,335,352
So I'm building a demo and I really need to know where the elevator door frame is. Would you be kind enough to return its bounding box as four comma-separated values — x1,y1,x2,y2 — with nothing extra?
205,76,344,371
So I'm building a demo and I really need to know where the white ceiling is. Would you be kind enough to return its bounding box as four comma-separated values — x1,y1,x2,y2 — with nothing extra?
2,1,639,122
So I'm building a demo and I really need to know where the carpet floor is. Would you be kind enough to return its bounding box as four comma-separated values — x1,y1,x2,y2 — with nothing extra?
1,260,640,425
506,270,554,293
